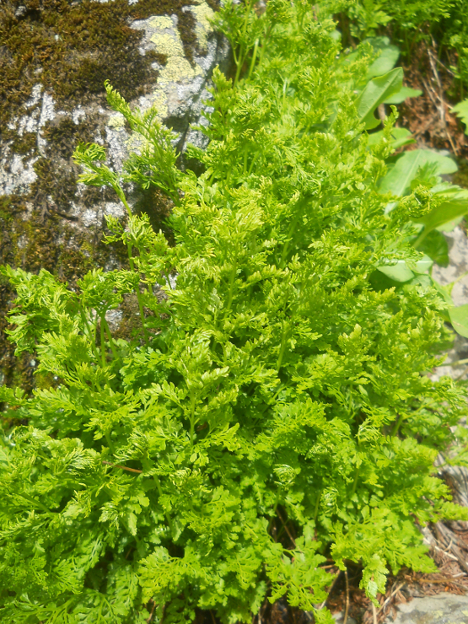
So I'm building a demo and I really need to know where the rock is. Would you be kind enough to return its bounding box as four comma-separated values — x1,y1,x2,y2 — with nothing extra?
432,227,468,308
384,592,468,623
430,225,468,382
332,611,357,624
0,0,229,210
0,0,230,387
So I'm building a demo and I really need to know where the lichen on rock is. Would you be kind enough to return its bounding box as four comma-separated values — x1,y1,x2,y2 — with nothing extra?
0,0,230,392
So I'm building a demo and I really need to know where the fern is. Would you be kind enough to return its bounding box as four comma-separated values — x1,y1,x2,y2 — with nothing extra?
1,1,468,623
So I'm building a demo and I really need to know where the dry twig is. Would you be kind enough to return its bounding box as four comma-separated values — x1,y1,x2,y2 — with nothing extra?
427,44,459,154
276,507,297,548
343,568,350,624
378,582,405,615
102,460,143,474
318,571,342,610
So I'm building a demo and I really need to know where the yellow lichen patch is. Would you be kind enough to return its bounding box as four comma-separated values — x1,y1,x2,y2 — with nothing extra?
190,0,216,50
147,16,176,32
160,54,203,83
149,33,185,62
148,30,203,84
108,113,126,130
144,90,169,121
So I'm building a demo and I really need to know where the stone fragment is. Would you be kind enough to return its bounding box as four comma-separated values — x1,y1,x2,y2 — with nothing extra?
384,592,468,624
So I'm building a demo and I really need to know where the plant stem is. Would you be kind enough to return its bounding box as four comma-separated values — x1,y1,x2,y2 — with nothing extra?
313,491,321,523
143,458,174,534
189,394,197,449
100,315,107,368
392,413,405,436
446,269,468,295
81,308,98,358
225,257,238,313
113,183,149,343
247,38,259,80
105,431,115,454
276,321,290,371
125,244,149,344
351,464,360,495
440,356,468,367
234,0,254,86
18,491,53,514
102,316,118,360
413,226,430,249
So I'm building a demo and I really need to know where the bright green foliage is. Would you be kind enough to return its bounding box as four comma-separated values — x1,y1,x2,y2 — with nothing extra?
452,98,468,132
340,0,453,39
324,0,468,91
1,1,468,623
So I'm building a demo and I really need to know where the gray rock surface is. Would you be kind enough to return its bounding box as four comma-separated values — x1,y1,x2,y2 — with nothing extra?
0,1,229,224
332,611,357,624
433,227,468,308
430,226,468,381
384,592,468,624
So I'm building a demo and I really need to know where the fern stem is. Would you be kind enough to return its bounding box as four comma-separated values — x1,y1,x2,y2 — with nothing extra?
413,226,430,249
125,243,149,344
247,38,259,80
18,491,53,515
102,316,118,360
105,431,115,454
81,308,98,358
313,491,321,523
351,464,360,495
112,182,149,343
225,259,238,313
189,395,197,448
100,315,107,368
144,458,174,534
276,321,290,371
392,413,405,436
234,0,254,86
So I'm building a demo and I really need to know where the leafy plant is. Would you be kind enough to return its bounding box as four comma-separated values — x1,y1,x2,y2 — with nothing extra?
1,1,468,623
452,98,468,131
324,0,468,93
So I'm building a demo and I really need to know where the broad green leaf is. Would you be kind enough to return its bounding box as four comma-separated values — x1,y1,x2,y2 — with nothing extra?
411,255,434,274
384,86,422,104
366,43,400,79
377,260,413,282
417,185,468,232
356,68,403,129
418,230,449,267
376,255,432,282
452,99,468,134
449,305,468,338
437,215,464,232
379,150,458,197
367,127,415,150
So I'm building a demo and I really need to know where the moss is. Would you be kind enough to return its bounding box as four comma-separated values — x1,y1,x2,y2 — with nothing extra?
0,193,131,395
42,116,100,160
2,129,38,155
0,0,220,130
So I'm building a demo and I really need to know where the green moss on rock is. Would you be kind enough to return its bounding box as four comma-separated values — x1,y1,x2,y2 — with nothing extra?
0,0,219,129
0,193,132,396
